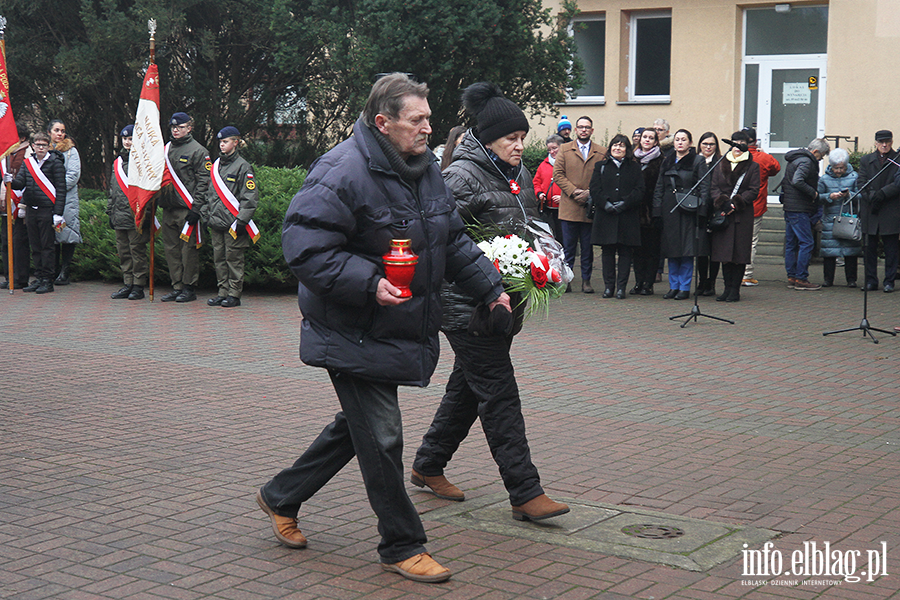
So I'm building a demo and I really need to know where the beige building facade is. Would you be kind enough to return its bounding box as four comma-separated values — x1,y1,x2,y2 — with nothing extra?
540,0,900,189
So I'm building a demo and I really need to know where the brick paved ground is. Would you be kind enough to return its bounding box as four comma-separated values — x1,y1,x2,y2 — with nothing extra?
2,260,899,599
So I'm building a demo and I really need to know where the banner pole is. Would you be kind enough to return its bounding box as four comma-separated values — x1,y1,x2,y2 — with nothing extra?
0,18,13,294
5,179,11,294
147,19,156,302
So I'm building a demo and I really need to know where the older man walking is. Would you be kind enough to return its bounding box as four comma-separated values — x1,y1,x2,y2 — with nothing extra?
256,73,508,584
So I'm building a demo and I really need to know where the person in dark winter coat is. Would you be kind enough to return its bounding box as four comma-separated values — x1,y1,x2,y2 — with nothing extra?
590,134,644,298
11,131,66,294
817,149,861,287
258,74,506,585
858,130,900,292
782,138,830,290
695,131,722,296
106,125,150,300
709,131,761,302
631,127,663,295
653,129,711,299
412,81,570,525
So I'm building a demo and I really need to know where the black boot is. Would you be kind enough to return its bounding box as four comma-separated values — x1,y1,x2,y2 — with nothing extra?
128,285,145,300
111,285,133,299
54,267,70,286
23,279,41,293
35,278,54,294
175,285,197,303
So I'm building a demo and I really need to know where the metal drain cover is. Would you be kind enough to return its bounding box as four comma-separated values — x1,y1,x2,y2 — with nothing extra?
621,524,685,539
424,493,778,571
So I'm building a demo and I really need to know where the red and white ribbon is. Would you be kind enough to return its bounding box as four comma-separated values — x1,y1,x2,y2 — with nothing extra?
211,158,259,243
24,157,57,204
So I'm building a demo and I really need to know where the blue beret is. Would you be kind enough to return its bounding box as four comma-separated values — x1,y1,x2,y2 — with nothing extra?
217,126,241,139
120,124,134,137
170,112,191,126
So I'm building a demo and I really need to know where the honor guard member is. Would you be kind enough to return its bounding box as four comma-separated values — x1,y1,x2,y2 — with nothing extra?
106,125,150,300
206,126,259,308
159,111,210,303
11,131,66,294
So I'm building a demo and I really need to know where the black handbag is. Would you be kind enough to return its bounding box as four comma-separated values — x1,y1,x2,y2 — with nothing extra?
707,210,728,232
707,173,745,232
675,192,701,211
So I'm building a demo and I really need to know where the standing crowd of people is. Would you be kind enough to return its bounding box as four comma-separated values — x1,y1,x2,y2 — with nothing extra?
530,117,900,303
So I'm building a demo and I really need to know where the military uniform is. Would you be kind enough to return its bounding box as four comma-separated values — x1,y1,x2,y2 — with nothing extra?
158,133,210,296
206,150,258,304
107,148,150,295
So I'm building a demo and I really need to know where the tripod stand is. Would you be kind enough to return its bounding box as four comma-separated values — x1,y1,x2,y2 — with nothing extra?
666,150,734,327
823,157,899,343
670,255,736,327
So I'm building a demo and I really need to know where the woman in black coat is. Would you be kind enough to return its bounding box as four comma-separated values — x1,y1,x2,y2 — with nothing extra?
695,131,722,296
709,130,760,302
653,129,711,299
590,134,645,298
631,127,664,295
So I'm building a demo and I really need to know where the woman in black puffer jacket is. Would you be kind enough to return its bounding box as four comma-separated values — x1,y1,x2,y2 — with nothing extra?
411,82,570,523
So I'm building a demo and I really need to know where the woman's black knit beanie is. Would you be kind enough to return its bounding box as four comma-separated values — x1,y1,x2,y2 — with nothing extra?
462,82,529,144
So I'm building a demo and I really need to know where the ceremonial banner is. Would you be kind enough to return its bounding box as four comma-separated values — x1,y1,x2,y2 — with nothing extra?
127,62,164,231
0,33,17,161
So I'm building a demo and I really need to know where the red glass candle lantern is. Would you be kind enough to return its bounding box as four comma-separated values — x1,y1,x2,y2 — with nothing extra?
382,239,418,298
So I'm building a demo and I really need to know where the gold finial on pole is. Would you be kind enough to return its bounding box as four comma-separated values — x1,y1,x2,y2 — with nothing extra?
148,19,156,64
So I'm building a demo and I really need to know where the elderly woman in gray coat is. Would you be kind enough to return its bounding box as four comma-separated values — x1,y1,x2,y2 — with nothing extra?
48,119,82,285
817,148,861,287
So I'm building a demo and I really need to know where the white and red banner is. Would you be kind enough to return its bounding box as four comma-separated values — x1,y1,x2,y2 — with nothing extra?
127,62,164,231
0,41,18,161
211,158,260,243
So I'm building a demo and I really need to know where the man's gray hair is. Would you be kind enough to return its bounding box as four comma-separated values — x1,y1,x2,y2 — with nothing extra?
653,118,670,133
361,73,429,127
808,137,831,156
829,147,850,166
546,134,564,146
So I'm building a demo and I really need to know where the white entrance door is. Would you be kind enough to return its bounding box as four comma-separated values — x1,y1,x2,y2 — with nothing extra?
750,58,827,193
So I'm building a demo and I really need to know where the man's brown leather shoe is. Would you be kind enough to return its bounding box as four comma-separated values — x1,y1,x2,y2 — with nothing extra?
382,552,451,583
410,469,464,501
256,490,307,548
511,494,570,521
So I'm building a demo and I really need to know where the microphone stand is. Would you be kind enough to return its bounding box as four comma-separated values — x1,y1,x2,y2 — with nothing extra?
823,156,899,343
668,149,735,328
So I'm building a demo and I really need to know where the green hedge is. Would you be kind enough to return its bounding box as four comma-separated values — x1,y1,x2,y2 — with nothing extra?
71,165,306,291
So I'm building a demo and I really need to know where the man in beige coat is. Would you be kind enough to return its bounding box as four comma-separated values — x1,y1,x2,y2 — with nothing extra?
553,116,606,292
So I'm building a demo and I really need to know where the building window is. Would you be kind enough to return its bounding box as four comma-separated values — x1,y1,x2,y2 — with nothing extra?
570,15,605,102
745,6,828,56
628,11,671,102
